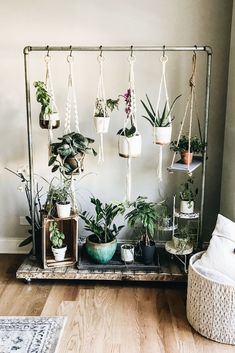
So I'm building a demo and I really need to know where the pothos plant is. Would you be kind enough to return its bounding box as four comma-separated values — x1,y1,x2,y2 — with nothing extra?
49,221,66,248
49,132,97,177
94,98,119,117
34,81,53,115
117,89,139,137
80,197,126,244
179,177,198,204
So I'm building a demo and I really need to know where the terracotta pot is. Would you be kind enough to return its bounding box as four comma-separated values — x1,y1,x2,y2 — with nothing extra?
94,116,110,134
154,126,172,145
118,135,142,158
181,151,193,164
39,112,60,129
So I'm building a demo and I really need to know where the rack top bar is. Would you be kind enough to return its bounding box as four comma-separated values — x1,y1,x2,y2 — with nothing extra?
24,45,212,54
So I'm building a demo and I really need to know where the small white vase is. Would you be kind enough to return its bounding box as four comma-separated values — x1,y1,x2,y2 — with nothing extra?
153,126,172,145
180,200,194,214
56,202,71,218
93,116,110,134
118,135,142,158
121,244,134,263
52,245,67,261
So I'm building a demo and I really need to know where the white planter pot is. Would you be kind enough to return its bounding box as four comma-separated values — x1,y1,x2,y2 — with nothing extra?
93,116,110,134
154,126,172,145
121,244,135,263
118,135,142,158
56,202,71,218
180,200,194,214
51,246,67,262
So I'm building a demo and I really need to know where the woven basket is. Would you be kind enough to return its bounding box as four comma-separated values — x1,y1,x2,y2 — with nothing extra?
187,252,235,345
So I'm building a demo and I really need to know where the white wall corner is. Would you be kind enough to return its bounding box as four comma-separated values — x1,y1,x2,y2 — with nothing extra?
0,238,31,254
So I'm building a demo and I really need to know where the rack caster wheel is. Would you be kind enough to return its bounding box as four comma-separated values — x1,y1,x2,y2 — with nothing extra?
24,278,32,284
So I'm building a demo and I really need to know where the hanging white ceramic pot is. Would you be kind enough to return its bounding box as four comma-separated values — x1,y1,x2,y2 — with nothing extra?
154,126,172,145
118,135,142,158
56,202,71,218
51,245,67,261
121,244,135,263
93,116,110,134
180,200,194,214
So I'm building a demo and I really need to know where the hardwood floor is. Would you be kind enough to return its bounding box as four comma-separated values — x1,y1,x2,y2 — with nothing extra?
1,255,234,353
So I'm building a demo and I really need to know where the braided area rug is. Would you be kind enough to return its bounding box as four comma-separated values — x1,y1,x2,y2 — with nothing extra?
0,316,65,353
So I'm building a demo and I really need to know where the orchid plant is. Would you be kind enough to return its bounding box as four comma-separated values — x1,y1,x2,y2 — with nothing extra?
117,88,138,138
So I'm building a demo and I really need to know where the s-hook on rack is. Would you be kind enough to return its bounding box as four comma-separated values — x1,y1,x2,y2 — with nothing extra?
23,45,212,258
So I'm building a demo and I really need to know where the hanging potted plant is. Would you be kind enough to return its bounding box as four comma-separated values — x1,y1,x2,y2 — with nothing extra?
48,132,97,176
179,177,198,214
117,89,141,158
80,197,125,264
94,98,119,134
172,225,192,252
125,196,158,265
46,180,72,218
141,94,181,145
34,81,60,129
49,221,67,261
170,135,206,164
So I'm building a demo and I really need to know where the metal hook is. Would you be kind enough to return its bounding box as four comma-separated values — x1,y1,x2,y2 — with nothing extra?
46,45,50,57
99,45,103,57
131,45,133,57
193,45,197,56
163,45,166,57
69,45,73,57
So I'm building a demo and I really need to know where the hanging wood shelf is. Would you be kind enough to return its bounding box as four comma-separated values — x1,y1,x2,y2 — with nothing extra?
167,156,203,173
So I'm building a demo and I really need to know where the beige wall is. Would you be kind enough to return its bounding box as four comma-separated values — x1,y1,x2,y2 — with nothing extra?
221,3,235,221
0,0,233,251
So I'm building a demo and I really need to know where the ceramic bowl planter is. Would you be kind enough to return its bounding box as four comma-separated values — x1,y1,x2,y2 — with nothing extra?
140,241,156,265
154,126,172,145
94,116,110,134
39,112,60,129
65,153,84,174
118,135,142,158
180,200,194,214
120,244,135,263
181,151,193,164
86,236,117,264
56,202,71,218
51,245,67,261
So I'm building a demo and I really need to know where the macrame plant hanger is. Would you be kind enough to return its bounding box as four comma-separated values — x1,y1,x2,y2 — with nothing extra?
125,48,139,202
95,47,107,163
170,52,197,175
154,47,172,182
64,47,81,213
44,48,59,145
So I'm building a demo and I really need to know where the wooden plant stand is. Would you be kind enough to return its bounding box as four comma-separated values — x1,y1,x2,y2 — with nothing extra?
16,247,188,283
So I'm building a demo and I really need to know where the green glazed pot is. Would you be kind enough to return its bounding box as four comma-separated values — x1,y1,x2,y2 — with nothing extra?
86,236,117,264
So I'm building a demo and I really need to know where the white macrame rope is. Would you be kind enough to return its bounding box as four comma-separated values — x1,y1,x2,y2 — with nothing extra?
95,55,107,163
154,55,171,181
170,53,197,171
45,55,58,143
126,157,132,202
64,55,80,134
129,55,137,130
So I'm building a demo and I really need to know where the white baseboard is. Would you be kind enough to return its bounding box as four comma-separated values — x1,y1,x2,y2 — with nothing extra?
0,238,31,254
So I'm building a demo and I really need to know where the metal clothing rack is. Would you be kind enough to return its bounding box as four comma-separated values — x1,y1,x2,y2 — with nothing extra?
23,45,212,258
